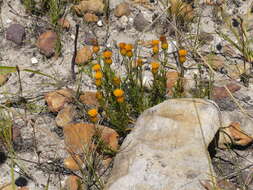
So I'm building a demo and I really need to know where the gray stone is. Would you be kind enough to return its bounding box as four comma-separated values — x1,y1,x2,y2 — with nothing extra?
106,98,222,190
6,24,25,45
133,12,150,32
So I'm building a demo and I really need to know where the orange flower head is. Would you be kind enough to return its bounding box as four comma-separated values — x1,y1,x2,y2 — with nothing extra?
179,56,187,64
92,64,101,72
103,50,112,58
90,117,98,122
87,109,98,117
95,79,102,86
125,44,133,51
113,89,124,97
120,48,127,56
105,58,113,64
152,40,160,46
94,71,103,79
96,91,103,100
136,58,143,66
92,46,100,54
116,96,124,103
152,45,159,54
178,49,187,56
113,76,121,86
126,50,133,58
159,35,167,42
161,43,168,50
151,62,160,73
118,42,126,49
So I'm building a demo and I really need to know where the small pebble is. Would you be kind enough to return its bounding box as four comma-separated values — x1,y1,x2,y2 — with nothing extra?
6,24,25,45
71,34,75,40
6,19,12,24
119,15,129,27
15,176,28,187
31,57,38,64
97,20,103,27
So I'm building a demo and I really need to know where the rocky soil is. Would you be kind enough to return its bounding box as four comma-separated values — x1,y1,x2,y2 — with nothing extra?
1,0,253,189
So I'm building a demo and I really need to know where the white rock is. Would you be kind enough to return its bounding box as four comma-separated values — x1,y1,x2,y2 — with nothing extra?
31,57,38,64
106,98,223,190
97,20,103,27
71,34,75,40
119,15,128,27
6,19,12,24
142,70,153,89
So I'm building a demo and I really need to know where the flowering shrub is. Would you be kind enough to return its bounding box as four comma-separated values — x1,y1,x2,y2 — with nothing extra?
81,36,193,136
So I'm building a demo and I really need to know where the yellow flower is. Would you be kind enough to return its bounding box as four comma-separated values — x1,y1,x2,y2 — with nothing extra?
104,58,113,64
151,62,160,73
161,43,168,50
179,56,186,64
120,48,127,56
125,44,133,51
94,71,103,79
113,76,121,86
96,91,102,100
92,64,101,72
136,58,143,66
90,117,98,122
152,40,160,46
118,42,126,49
151,62,160,70
152,45,159,54
103,50,112,58
116,96,124,103
113,89,124,97
126,50,133,58
87,109,98,117
159,35,167,43
95,79,102,86
92,46,100,54
178,49,187,56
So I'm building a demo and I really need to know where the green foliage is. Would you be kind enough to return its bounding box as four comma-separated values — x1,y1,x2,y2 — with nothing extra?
0,109,13,149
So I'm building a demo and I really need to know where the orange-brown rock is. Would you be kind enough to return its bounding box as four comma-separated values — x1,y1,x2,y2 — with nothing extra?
64,123,119,154
64,155,83,171
0,74,10,87
57,18,70,29
223,122,253,146
64,123,94,153
36,31,58,57
98,126,119,151
44,88,75,113
166,71,179,96
212,83,241,99
79,91,99,107
55,104,76,127
75,46,93,65
73,0,105,15
83,13,99,23
114,2,131,17
65,175,82,190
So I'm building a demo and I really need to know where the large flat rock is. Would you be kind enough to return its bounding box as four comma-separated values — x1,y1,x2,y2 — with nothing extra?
106,98,222,190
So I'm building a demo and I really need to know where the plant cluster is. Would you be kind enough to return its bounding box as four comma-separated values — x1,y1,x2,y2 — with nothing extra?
81,36,198,137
